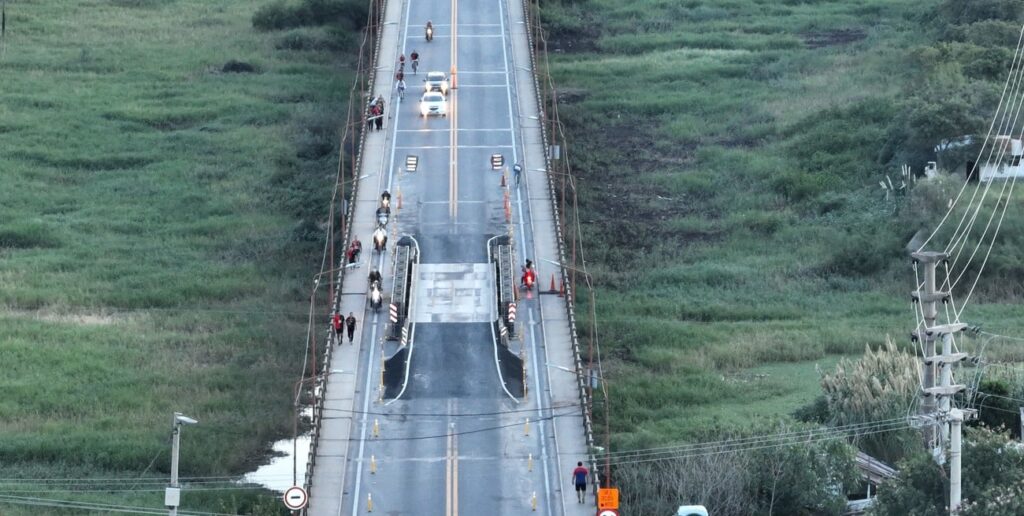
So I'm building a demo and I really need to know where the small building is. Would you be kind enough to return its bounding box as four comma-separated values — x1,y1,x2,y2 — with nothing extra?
845,452,898,515
978,136,1024,182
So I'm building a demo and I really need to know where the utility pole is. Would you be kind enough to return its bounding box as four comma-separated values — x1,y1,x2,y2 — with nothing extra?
911,251,945,448
911,251,969,515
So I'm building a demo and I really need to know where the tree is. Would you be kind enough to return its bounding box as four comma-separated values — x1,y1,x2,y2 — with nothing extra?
616,422,858,515
873,426,1024,515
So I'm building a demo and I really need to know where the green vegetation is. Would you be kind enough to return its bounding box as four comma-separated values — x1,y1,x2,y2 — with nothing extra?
541,0,1024,511
0,0,357,513
875,426,1024,516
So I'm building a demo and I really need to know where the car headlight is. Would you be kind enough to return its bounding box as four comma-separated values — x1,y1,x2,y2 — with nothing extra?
420,104,429,115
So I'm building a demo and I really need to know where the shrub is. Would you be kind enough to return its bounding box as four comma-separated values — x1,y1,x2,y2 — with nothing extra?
818,338,921,463
252,0,368,32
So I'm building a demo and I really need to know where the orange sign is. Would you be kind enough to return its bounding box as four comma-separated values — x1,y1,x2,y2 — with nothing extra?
597,488,619,510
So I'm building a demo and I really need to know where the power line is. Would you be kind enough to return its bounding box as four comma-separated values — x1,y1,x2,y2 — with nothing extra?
601,421,916,468
594,418,914,462
0,494,238,516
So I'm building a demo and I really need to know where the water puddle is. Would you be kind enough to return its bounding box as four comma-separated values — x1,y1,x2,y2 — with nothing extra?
242,408,312,492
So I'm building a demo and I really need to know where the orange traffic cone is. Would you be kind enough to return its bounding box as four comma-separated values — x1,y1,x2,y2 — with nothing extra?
397,191,403,209
549,275,557,294
500,173,506,188
558,279,565,297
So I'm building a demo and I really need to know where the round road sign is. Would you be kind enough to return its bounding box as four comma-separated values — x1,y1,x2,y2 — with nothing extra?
283,486,308,510
598,510,619,516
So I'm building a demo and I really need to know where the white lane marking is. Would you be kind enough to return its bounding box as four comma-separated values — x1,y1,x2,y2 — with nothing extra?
347,0,411,512
499,3,554,515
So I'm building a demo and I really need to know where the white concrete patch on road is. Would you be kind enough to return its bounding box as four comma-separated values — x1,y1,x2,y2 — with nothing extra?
413,263,494,323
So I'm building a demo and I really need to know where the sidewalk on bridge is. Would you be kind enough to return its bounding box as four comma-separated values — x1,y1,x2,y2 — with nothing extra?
506,0,596,513
306,1,403,514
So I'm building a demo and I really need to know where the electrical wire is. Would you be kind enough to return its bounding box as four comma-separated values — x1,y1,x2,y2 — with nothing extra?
600,421,916,468
918,23,1024,253
594,418,914,462
0,494,237,516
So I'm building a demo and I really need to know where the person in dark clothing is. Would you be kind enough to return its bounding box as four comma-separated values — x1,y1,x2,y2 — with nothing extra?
571,462,589,503
345,312,357,344
368,268,382,286
333,312,342,337
374,106,383,130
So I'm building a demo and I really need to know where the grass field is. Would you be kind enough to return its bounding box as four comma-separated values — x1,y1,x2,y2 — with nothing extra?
542,0,1024,457
0,0,354,513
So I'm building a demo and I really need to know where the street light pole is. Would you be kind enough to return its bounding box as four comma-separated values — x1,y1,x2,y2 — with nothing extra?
167,412,197,516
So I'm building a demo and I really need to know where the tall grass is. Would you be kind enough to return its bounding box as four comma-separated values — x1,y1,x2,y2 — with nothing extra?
547,0,1024,455
0,0,353,513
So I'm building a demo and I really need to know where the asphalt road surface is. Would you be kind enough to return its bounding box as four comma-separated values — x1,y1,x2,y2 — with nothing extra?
337,0,566,513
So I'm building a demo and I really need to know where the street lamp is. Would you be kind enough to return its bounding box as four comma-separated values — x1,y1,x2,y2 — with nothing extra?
167,412,198,516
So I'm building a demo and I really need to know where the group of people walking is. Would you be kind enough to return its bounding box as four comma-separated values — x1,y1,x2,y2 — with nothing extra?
367,95,386,131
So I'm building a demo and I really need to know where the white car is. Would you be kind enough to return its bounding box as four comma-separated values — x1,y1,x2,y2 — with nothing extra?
419,91,447,117
423,71,450,95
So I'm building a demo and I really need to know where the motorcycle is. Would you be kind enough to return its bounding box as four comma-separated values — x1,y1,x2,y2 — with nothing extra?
372,227,388,252
369,280,383,312
522,269,536,290
376,207,389,228
425,25,433,42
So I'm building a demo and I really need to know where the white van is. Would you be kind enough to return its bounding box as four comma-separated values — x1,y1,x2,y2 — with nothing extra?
676,506,709,516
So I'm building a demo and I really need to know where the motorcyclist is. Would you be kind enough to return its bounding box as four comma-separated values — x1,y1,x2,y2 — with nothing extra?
425,21,433,41
410,50,419,74
381,190,391,208
521,259,536,288
368,268,383,286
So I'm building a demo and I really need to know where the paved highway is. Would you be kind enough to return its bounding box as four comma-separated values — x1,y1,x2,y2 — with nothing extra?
306,0,592,513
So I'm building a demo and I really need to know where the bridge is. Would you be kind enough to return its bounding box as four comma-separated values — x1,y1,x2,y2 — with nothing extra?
299,0,595,513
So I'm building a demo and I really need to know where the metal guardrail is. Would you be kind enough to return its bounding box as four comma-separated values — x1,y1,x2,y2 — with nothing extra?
388,238,414,340
302,0,387,504
518,0,599,487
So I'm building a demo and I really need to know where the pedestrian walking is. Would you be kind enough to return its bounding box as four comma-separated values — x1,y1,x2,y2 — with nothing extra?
332,312,343,340
367,105,375,130
571,462,589,504
345,312,357,344
513,162,522,187
374,106,383,130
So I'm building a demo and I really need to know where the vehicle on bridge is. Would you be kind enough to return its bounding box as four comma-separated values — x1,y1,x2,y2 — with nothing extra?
423,71,449,95
372,226,387,252
677,505,709,516
369,280,383,312
419,91,448,117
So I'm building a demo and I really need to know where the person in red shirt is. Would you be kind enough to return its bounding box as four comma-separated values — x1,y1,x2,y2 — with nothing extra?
571,462,589,503
332,312,342,339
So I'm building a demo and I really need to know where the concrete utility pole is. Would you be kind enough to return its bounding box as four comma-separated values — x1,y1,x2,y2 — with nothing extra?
911,251,946,448
911,251,969,515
